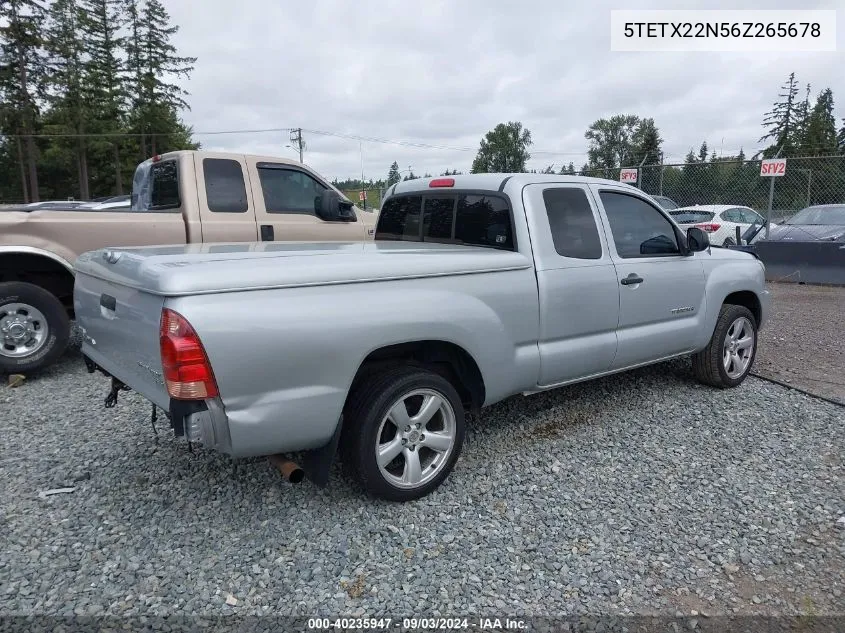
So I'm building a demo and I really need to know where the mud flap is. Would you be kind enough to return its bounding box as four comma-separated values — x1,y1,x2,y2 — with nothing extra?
301,415,343,488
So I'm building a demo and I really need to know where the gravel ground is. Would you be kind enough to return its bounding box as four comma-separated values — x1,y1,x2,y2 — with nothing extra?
755,282,845,405
2,343,843,619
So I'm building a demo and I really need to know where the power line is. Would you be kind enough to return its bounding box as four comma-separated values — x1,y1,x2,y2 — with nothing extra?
1,126,841,160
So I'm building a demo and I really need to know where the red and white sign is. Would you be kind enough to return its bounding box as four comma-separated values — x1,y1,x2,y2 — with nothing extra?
358,190,367,201
620,168,639,183
760,158,787,177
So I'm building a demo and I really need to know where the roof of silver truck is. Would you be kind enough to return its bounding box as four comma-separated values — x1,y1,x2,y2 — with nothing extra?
389,173,632,196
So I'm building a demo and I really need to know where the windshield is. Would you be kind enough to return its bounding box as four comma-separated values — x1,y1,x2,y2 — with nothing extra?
670,210,715,223
653,196,679,210
786,205,845,225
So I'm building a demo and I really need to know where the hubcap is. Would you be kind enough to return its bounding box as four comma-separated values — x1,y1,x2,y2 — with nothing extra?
722,316,755,379
375,388,456,490
0,303,49,359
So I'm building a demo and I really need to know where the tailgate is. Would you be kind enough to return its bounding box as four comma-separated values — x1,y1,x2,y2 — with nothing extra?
74,270,169,409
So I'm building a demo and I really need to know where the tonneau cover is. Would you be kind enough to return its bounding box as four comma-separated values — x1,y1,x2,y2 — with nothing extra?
73,241,533,296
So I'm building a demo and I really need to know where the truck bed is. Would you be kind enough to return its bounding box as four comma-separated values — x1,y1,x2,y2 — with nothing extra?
73,241,532,296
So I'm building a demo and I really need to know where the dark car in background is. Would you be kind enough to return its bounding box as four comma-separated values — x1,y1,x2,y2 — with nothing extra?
749,204,845,243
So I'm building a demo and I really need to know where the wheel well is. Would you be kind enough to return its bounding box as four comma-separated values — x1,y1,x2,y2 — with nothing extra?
0,254,75,316
350,340,486,410
724,291,761,326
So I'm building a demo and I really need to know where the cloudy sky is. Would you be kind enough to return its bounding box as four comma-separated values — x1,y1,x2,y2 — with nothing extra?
165,0,844,182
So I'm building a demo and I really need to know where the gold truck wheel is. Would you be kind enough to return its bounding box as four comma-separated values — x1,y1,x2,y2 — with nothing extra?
0,282,70,374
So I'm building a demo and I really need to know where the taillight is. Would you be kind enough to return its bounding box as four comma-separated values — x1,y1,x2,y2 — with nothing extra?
695,222,721,233
159,308,219,400
429,178,454,188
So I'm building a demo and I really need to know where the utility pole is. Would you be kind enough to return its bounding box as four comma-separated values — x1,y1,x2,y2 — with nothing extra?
289,128,304,162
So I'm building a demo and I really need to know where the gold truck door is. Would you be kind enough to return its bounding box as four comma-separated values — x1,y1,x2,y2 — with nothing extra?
247,161,365,243
194,153,259,243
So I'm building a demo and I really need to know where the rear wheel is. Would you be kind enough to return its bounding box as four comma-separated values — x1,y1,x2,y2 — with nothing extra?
0,282,70,374
342,366,465,501
692,304,757,388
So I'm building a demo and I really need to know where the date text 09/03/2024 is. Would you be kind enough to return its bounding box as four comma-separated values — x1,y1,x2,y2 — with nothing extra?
306,617,528,630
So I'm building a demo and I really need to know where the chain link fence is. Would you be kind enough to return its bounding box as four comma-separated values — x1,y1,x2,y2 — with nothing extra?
584,155,845,223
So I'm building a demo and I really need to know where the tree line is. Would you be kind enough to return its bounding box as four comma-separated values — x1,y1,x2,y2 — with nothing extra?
430,72,845,180
0,0,196,203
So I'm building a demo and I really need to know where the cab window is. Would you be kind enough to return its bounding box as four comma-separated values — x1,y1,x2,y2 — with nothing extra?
600,191,680,258
258,164,329,215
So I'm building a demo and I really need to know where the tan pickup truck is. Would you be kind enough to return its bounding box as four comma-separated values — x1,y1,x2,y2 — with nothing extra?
0,150,377,374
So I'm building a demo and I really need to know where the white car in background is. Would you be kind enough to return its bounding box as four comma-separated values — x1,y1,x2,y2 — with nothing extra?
669,205,774,247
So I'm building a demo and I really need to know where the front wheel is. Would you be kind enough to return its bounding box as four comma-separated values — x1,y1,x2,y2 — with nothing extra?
342,366,465,501
0,282,70,374
692,304,757,388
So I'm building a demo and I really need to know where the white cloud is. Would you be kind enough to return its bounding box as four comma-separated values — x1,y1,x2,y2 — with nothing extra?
165,0,845,180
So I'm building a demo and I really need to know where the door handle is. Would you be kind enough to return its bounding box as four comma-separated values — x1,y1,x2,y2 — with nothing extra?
620,274,644,286
260,225,274,241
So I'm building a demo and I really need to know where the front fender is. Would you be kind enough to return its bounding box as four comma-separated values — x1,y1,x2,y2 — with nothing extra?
696,257,768,349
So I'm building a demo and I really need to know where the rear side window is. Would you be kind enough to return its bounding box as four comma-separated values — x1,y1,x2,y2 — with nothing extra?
376,196,423,240
542,188,602,259
131,160,180,211
601,192,680,258
455,195,513,249
258,165,327,215
376,193,514,249
204,158,248,213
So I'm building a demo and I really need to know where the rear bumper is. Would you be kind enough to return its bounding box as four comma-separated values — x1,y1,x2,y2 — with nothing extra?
83,351,233,454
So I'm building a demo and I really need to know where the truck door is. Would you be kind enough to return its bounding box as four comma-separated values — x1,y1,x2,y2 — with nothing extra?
246,161,366,243
522,184,620,386
592,187,706,369
194,153,259,242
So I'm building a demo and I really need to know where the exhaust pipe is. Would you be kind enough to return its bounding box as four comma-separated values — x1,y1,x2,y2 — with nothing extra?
268,454,305,484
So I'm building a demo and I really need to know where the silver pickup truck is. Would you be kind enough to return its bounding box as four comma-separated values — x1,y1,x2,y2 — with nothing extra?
74,174,771,501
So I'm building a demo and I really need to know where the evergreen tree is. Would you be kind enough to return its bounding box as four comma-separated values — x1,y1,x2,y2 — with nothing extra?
631,118,662,164
129,0,196,158
698,141,708,163
759,72,799,157
837,119,845,152
558,161,575,175
44,0,89,198
0,0,50,201
386,161,400,187
793,83,812,152
471,121,532,173
80,0,126,194
541,164,555,174
799,88,837,156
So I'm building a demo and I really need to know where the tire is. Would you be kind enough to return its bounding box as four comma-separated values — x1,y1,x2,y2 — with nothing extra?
722,237,736,247
341,365,465,501
692,304,757,388
0,282,70,374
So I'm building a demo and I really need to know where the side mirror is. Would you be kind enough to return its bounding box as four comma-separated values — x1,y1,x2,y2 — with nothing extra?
687,227,710,252
316,190,356,222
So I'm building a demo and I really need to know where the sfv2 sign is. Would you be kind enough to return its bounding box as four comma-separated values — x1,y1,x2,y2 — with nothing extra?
760,158,787,177
620,168,639,183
